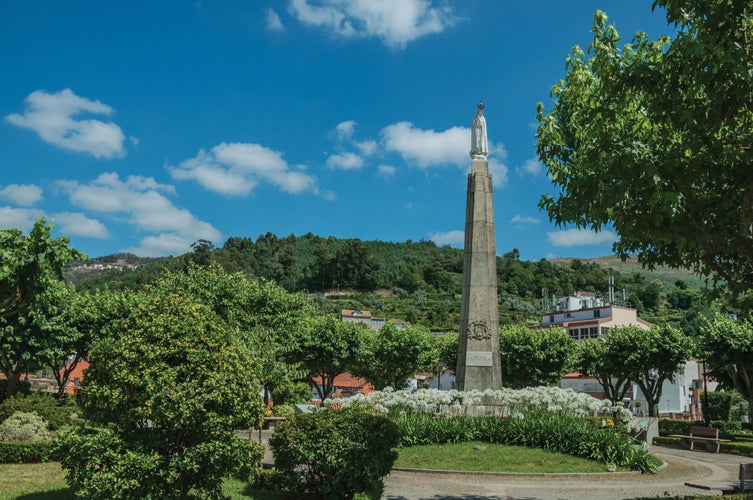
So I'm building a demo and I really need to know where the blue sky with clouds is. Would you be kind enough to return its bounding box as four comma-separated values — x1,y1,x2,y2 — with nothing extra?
0,1,671,259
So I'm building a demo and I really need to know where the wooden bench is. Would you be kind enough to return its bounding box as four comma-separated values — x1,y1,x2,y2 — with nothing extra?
669,425,730,453
685,463,753,493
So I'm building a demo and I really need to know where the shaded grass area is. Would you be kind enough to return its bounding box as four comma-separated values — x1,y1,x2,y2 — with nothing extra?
394,441,625,473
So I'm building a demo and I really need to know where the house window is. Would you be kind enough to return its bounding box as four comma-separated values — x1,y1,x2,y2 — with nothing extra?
601,326,610,336
594,310,601,318
549,315,555,323
580,328,589,339
566,312,572,318
568,329,579,340
589,327,598,338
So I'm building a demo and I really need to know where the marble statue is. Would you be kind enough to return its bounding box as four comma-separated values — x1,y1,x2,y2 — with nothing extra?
470,100,488,160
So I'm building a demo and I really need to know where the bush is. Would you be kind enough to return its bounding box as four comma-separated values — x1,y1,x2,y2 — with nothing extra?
0,441,55,463
712,419,743,434
391,412,656,473
704,392,732,421
268,407,401,499
658,419,691,436
271,404,296,418
55,426,264,498
0,411,53,442
271,381,311,406
719,440,753,457
0,392,77,431
0,380,30,402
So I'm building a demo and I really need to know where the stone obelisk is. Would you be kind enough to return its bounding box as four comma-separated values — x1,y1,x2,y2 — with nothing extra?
456,101,503,391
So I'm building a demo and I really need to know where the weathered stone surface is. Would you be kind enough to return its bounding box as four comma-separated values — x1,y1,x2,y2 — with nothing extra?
456,157,503,391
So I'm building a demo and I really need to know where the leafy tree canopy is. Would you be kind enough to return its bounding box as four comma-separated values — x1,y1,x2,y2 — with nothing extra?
537,1,753,309
499,325,576,389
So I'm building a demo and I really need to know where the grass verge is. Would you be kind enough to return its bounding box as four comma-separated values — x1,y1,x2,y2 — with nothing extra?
393,441,627,473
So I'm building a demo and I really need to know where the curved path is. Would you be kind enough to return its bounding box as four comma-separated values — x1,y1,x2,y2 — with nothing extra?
381,446,746,500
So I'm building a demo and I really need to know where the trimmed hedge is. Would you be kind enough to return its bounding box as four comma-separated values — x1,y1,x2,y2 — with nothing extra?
0,393,78,431
0,441,55,463
658,418,745,437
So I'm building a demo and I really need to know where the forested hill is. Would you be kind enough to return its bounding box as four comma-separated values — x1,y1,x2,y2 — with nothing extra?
67,233,711,332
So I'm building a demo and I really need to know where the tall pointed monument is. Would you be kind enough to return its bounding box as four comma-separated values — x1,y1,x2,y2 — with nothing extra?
455,101,503,391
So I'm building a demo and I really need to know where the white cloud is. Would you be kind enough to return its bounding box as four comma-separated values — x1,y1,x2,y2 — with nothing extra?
517,157,543,176
510,215,539,225
58,172,220,256
170,142,318,196
547,228,617,247
355,139,377,156
382,122,468,168
326,151,364,170
0,207,46,232
266,8,285,31
377,164,396,176
52,212,109,239
6,89,126,159
0,184,42,206
335,120,357,139
429,229,464,247
288,0,458,48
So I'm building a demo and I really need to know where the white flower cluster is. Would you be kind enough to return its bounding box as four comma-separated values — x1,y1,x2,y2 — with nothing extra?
324,386,633,420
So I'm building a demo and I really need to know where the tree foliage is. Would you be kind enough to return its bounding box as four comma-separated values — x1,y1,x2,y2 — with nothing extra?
698,315,753,419
606,325,693,417
0,219,84,397
576,335,633,406
62,293,265,499
357,322,439,390
289,315,369,401
537,1,753,309
499,325,576,389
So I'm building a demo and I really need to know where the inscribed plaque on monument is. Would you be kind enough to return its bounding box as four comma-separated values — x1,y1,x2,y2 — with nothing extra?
466,351,493,366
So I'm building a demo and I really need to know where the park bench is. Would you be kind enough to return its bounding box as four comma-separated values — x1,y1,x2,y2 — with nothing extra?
669,425,730,453
740,463,753,492
685,463,753,493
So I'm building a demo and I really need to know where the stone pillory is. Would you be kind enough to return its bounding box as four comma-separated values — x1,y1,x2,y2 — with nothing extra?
456,101,503,391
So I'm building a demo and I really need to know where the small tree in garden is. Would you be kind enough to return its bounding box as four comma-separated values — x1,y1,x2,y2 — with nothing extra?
357,322,439,390
289,315,369,401
56,293,265,499
499,325,576,389
576,335,633,406
268,406,400,499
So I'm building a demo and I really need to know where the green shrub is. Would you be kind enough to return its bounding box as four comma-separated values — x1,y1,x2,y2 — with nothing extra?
0,380,31,402
268,407,401,499
0,411,53,442
392,412,656,473
0,440,55,463
713,419,742,434
719,440,753,457
0,392,77,431
271,381,311,406
55,426,264,499
652,436,681,447
658,419,691,436
271,404,296,418
704,392,732,421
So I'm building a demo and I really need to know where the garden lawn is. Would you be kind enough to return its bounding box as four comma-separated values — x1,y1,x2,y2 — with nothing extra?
394,441,628,473
0,463,73,500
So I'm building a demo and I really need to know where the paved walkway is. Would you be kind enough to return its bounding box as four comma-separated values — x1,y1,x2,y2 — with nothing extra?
246,429,751,500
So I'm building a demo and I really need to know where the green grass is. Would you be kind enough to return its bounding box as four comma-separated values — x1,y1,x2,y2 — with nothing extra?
394,441,625,473
0,463,73,500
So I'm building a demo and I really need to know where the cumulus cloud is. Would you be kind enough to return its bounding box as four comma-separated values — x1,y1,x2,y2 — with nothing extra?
266,8,285,31
517,157,543,176
335,120,357,139
58,172,220,256
377,164,396,177
510,215,539,225
288,0,458,48
326,152,364,170
429,229,464,247
382,122,468,168
0,207,46,232
547,228,617,247
0,184,42,206
52,212,109,239
6,89,127,159
169,142,318,196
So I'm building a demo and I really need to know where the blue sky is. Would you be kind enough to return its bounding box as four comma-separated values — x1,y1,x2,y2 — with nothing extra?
0,1,671,260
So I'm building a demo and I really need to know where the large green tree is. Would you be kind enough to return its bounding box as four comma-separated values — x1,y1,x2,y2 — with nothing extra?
289,315,369,401
59,293,265,499
576,336,633,406
0,219,84,397
499,325,576,389
698,315,753,419
536,1,753,309
607,325,693,417
357,322,439,390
